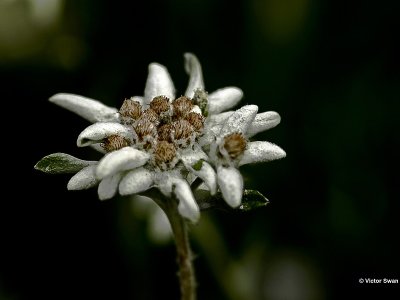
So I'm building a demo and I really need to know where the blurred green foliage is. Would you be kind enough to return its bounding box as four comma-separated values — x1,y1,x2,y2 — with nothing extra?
1,0,398,299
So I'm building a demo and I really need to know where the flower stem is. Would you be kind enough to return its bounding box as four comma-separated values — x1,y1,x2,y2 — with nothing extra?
164,197,197,300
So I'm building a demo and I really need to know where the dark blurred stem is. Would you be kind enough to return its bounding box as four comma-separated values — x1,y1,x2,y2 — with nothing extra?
165,197,196,300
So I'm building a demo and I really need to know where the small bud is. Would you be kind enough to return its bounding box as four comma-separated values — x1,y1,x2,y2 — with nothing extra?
192,89,208,117
141,108,160,125
150,96,170,115
101,135,130,152
172,96,193,118
172,119,194,140
157,123,174,143
133,118,157,143
153,141,177,170
221,133,247,160
119,99,142,124
184,112,204,133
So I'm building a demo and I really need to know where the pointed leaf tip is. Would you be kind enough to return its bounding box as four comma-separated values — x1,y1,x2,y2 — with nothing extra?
238,190,269,212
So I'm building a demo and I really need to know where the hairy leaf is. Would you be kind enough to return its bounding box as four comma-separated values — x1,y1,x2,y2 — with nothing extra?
196,189,269,212
34,153,96,174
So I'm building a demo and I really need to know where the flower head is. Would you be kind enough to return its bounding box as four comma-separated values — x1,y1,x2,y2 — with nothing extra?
205,105,286,207
35,53,285,223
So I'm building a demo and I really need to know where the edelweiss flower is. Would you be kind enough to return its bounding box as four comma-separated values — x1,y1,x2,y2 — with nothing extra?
35,53,285,224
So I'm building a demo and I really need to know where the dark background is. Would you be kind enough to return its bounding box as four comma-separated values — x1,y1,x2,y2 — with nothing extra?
1,0,398,299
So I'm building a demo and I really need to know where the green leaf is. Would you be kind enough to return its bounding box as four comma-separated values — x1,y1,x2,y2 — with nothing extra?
196,189,269,212
34,153,97,174
192,159,204,171
238,190,270,212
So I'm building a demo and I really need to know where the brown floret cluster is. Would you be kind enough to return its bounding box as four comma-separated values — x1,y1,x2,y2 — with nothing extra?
102,96,205,170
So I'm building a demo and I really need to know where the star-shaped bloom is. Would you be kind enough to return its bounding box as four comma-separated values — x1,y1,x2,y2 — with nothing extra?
35,53,285,224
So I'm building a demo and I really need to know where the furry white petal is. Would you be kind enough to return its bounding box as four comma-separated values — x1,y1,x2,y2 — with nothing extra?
239,141,286,166
119,167,154,196
98,173,123,200
144,63,175,104
96,147,150,179
173,179,200,223
190,161,217,195
219,105,258,137
77,123,132,147
67,165,99,190
247,111,281,137
208,87,243,115
49,93,118,123
184,53,204,98
217,165,243,208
